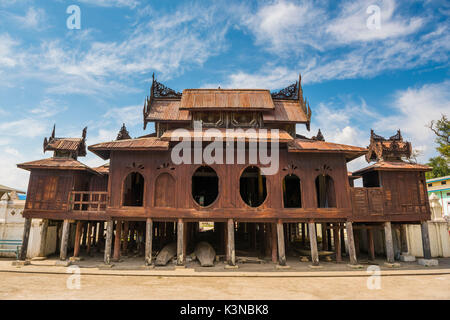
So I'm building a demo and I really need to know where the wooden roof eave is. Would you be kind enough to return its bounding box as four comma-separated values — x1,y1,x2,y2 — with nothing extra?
16,162,99,176
353,164,432,176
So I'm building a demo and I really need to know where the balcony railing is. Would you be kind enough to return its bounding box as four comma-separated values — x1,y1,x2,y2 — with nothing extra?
69,191,108,212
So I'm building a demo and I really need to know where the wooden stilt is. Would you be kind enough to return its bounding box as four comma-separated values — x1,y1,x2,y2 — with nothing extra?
420,221,432,259
301,223,305,246
177,219,184,265
145,218,153,265
227,219,235,266
104,220,113,265
92,222,98,248
308,222,319,266
346,222,358,265
367,228,375,261
38,219,49,257
321,223,327,251
327,224,332,251
86,222,92,255
113,221,122,262
333,224,342,262
73,221,82,257
277,220,286,266
81,222,87,249
271,223,277,263
340,223,346,254
122,221,129,256
383,222,395,263
400,224,408,253
60,220,70,261
18,218,32,261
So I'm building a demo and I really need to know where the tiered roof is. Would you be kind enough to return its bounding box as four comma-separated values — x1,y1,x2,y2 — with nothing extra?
43,125,87,158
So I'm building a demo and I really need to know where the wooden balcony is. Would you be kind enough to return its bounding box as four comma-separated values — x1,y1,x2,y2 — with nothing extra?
69,191,108,213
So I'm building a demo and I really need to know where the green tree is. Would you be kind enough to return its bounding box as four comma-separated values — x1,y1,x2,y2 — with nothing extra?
426,114,450,179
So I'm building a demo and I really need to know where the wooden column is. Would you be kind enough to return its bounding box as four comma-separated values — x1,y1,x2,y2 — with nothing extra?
354,229,360,256
400,224,408,253
122,221,129,256
92,222,98,248
321,223,328,251
276,220,286,266
86,222,92,255
384,222,395,263
177,219,184,266
104,220,113,265
73,221,83,258
37,219,49,257
97,222,105,253
345,222,358,265
327,224,332,251
367,228,375,261
308,222,319,266
145,218,153,266
333,224,342,262
81,222,87,249
60,220,70,261
301,223,305,246
420,221,432,259
18,218,32,261
227,219,236,266
340,223,346,254
271,223,277,263
113,220,122,262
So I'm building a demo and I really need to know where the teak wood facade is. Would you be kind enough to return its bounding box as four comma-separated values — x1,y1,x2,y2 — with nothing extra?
16,75,435,266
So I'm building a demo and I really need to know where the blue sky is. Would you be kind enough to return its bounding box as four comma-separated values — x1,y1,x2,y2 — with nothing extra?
0,0,449,190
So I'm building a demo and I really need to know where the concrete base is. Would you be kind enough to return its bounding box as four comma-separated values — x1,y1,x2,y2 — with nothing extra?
12,260,30,267
309,264,323,269
384,262,401,268
399,254,416,262
300,256,309,262
141,264,155,269
347,264,364,269
31,256,47,261
175,265,186,269
54,260,71,267
417,258,439,266
98,264,114,269
275,264,291,269
69,257,83,262
224,264,239,269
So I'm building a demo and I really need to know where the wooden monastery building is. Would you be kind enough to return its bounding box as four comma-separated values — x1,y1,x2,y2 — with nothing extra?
16,75,435,267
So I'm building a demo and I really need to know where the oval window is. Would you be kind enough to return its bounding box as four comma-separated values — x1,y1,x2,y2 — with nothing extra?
192,166,219,207
240,166,267,207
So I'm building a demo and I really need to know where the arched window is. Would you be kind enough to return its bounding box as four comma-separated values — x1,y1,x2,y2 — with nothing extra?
240,166,267,207
192,166,219,207
154,173,176,207
283,174,302,208
315,174,336,208
123,172,144,206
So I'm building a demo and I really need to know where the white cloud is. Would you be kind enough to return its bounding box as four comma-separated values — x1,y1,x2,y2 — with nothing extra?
30,98,68,118
103,105,142,127
77,0,140,8
0,118,47,138
7,7,47,30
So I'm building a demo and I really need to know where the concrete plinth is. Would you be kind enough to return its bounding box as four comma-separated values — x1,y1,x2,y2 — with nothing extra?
54,260,71,267
399,254,416,262
417,258,439,266
384,262,401,268
69,257,83,262
276,264,291,269
224,264,239,269
31,256,47,261
347,264,364,269
12,260,30,267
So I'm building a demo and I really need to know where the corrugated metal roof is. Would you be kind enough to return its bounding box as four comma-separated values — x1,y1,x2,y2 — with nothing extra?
180,89,275,111
88,137,169,160
46,138,83,152
353,161,431,175
93,164,109,174
146,99,191,122
288,138,367,161
263,100,308,123
161,128,294,143
17,158,96,173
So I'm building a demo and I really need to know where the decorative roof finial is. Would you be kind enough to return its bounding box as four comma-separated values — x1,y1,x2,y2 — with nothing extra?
116,123,131,140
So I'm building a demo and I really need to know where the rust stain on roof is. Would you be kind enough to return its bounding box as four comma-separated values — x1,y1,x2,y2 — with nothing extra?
46,138,83,152
180,89,275,111
353,161,431,175
17,158,96,173
161,128,293,143
146,99,191,122
263,100,308,123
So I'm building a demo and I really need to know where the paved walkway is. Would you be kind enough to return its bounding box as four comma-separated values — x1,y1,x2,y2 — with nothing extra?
1,257,450,299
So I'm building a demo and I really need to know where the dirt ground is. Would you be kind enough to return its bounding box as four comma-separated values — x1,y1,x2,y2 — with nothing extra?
1,270,449,299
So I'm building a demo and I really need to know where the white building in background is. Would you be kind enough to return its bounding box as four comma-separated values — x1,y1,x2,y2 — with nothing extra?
0,184,56,258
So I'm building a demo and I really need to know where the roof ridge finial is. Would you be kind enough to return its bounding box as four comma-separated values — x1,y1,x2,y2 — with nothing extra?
116,123,131,140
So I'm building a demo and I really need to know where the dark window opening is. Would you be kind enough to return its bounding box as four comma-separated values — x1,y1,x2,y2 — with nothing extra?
442,181,447,185
315,174,336,208
123,172,144,206
192,166,219,207
362,171,380,187
283,174,302,208
428,183,432,187
240,166,267,207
